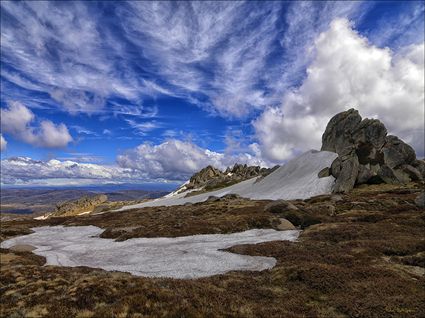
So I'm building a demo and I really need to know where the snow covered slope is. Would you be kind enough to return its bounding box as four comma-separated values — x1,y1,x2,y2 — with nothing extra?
116,150,337,210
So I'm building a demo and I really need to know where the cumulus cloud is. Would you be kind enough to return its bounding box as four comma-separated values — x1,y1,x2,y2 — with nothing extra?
0,134,7,152
255,18,425,161
1,101,73,148
0,157,139,185
1,140,270,185
117,139,271,181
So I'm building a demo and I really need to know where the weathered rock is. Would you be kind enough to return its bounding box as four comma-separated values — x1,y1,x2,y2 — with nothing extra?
352,118,387,150
382,147,406,169
322,109,420,192
180,164,278,194
221,194,242,200
264,200,299,214
383,135,416,167
377,165,399,184
330,157,342,178
276,218,296,230
392,169,411,184
321,108,362,154
414,192,425,208
357,165,374,184
370,163,381,174
412,160,425,178
318,167,331,178
396,164,422,182
333,155,359,193
205,196,220,202
187,166,223,189
356,144,383,165
278,210,321,229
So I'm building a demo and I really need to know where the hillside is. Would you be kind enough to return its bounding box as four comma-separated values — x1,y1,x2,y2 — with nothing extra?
1,182,424,317
117,150,338,209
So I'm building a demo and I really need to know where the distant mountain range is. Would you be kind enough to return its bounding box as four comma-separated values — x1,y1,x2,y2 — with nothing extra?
0,188,169,215
1,182,179,192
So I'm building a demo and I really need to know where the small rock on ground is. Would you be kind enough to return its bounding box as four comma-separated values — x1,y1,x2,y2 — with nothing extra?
277,218,296,230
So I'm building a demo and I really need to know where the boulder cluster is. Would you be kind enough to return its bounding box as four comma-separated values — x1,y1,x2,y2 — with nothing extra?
185,164,278,192
321,109,425,193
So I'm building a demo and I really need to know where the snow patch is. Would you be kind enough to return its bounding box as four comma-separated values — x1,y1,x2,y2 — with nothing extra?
117,150,337,209
34,213,52,220
0,226,299,279
164,180,189,198
77,211,91,216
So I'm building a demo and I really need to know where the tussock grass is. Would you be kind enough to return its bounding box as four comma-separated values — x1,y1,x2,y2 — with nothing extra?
1,183,424,317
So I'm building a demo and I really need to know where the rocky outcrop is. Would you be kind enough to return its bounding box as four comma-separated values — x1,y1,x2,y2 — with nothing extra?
183,164,279,193
321,109,424,193
187,166,223,189
53,194,108,217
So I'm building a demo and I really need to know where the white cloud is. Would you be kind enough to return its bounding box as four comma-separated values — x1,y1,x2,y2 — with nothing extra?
276,1,367,91
117,2,284,117
117,139,270,181
1,101,73,148
0,1,146,114
1,140,270,185
70,125,98,136
124,119,162,136
115,2,371,119
0,134,7,152
255,18,425,161
0,157,139,185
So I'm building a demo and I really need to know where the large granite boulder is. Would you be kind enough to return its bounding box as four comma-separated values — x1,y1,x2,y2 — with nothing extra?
321,109,423,193
382,135,416,168
321,109,363,154
333,154,359,193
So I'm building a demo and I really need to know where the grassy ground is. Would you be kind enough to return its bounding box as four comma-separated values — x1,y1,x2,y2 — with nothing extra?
1,183,424,317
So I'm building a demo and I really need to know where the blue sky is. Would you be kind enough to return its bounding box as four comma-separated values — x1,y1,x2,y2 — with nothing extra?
1,1,424,186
